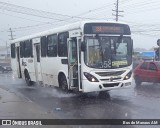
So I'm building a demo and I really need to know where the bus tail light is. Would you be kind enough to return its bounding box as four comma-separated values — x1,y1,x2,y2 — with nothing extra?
84,72,99,82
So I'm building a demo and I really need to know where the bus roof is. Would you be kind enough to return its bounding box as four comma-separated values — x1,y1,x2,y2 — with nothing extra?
11,20,129,43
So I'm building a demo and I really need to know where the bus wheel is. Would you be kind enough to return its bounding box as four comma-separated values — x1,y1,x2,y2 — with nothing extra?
25,71,33,86
59,75,68,92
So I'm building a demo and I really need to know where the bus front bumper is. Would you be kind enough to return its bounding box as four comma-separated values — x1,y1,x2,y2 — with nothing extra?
81,79,132,93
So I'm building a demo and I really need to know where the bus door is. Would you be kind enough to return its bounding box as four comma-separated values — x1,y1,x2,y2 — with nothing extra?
16,46,22,78
34,43,42,82
68,37,81,90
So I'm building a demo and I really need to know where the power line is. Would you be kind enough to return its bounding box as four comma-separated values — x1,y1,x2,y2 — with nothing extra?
0,1,72,18
132,32,160,37
0,11,50,23
0,21,63,32
121,0,160,14
0,1,101,22
76,2,113,16
0,1,115,33
121,0,159,8
132,30,160,33
2,0,160,37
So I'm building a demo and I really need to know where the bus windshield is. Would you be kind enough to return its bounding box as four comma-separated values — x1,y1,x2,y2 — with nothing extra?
84,36,132,69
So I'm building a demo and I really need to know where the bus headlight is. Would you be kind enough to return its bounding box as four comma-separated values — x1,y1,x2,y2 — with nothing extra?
124,71,132,80
84,72,99,82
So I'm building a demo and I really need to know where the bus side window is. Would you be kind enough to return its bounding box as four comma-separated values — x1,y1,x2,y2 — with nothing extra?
11,43,16,58
47,34,57,57
41,36,47,57
24,40,32,58
20,41,25,58
58,32,69,57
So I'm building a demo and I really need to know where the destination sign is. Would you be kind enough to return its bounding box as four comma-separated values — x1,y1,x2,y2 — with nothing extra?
84,23,131,35
92,26,124,34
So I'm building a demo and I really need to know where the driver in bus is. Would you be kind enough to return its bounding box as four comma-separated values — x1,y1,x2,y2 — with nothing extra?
102,39,111,61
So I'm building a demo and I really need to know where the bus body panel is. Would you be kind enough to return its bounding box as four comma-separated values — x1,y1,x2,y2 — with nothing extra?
40,57,68,86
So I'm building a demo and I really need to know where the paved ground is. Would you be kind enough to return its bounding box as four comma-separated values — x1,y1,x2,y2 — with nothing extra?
0,72,160,128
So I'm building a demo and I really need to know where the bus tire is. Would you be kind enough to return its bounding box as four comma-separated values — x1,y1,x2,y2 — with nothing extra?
25,70,34,86
59,75,68,92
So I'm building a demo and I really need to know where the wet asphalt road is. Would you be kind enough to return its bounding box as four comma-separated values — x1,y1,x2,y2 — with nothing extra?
0,72,160,128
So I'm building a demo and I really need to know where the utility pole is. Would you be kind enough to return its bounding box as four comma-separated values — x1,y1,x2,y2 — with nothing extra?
8,28,16,40
112,0,124,21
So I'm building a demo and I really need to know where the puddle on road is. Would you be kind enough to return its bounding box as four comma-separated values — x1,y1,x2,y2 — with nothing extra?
134,83,160,98
43,87,77,98
20,83,77,98
38,86,112,100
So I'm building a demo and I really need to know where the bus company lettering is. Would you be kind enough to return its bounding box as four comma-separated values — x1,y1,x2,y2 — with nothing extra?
28,59,33,63
12,120,42,126
28,121,42,125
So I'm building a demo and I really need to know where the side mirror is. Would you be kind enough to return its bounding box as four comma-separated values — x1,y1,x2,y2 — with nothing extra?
157,39,160,46
128,39,133,55
81,41,86,51
131,39,133,47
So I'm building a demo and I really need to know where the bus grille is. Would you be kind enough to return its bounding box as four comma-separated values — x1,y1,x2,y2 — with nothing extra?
95,71,125,77
100,77,121,81
103,83,119,87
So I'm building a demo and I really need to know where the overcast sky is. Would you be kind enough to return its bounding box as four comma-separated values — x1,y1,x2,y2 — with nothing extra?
0,0,160,50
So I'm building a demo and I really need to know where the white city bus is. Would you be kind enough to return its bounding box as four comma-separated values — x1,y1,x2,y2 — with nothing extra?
11,20,133,93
